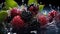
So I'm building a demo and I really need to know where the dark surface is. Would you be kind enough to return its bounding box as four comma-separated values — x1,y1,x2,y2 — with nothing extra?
0,0,60,6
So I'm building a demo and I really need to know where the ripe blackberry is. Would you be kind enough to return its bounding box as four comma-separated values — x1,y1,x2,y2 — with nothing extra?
21,10,32,22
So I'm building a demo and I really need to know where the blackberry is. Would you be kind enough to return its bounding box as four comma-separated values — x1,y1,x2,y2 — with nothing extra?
21,10,32,22
24,18,40,34
30,18,40,26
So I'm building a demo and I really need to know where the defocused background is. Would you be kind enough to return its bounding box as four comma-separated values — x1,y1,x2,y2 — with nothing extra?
0,0,59,6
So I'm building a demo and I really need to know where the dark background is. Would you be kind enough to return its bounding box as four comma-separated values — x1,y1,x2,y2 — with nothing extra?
0,0,60,6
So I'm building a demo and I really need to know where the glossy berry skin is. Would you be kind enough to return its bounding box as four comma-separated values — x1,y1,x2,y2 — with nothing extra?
48,10,58,22
29,5,39,15
34,6,39,14
38,15,48,26
21,11,32,22
48,10,58,18
11,15,25,29
55,13,60,21
29,6,34,11
10,8,21,17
